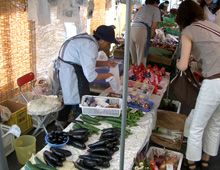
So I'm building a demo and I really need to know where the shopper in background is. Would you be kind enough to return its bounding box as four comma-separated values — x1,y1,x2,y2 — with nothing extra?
130,0,161,67
200,0,220,26
159,1,169,14
175,0,220,170
55,25,118,129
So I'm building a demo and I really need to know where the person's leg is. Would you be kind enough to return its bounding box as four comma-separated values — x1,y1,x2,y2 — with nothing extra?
57,105,73,121
72,104,81,120
130,27,138,66
186,80,220,167
134,27,147,67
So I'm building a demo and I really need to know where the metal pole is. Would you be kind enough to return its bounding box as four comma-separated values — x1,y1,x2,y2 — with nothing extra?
0,126,9,170
119,0,131,170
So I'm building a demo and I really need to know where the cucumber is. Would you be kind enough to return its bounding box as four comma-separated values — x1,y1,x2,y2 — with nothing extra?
81,115,99,122
76,122,100,132
35,163,57,170
80,117,101,126
105,117,121,123
25,161,41,170
94,116,104,121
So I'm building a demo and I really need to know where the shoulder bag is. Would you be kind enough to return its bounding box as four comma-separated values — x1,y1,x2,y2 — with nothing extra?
170,23,220,109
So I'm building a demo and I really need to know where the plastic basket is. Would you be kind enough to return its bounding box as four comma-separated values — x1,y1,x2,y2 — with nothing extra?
1,124,15,156
127,97,154,112
147,146,183,170
127,80,155,100
1,100,32,133
80,95,122,117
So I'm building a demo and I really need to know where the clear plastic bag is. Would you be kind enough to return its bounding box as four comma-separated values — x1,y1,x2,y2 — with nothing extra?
109,65,121,92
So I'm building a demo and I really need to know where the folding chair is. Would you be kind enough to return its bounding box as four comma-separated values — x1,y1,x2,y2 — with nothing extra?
17,72,64,136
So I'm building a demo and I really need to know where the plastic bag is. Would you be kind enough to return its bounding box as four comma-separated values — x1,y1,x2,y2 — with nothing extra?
0,105,12,123
35,76,52,95
108,65,121,92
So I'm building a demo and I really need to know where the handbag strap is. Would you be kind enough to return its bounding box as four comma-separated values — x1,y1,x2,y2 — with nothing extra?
193,23,220,37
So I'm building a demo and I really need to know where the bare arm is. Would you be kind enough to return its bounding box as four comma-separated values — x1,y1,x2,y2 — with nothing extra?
150,21,157,38
96,60,117,67
95,73,113,80
176,34,192,71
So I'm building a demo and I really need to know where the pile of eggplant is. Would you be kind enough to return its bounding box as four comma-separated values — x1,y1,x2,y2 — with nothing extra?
74,127,121,170
46,131,68,145
43,147,72,168
67,128,89,150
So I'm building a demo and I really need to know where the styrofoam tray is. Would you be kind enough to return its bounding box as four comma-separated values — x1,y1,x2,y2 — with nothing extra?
80,95,122,117
147,146,183,170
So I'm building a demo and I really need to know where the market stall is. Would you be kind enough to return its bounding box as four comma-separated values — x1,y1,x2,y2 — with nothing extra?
20,71,170,170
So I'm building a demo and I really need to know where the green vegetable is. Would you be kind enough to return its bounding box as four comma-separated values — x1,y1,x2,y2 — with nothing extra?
80,116,101,125
25,161,41,170
81,115,99,122
35,163,57,170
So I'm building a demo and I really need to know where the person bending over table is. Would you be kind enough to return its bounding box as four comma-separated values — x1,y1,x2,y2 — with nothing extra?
54,25,119,129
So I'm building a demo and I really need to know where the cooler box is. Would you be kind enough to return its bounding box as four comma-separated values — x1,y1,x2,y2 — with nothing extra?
93,59,124,84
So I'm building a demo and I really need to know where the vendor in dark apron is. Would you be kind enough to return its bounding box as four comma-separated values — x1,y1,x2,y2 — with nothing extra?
55,25,119,128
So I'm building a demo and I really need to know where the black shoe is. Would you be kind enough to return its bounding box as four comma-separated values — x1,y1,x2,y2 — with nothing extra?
184,160,200,170
182,136,188,145
200,160,209,170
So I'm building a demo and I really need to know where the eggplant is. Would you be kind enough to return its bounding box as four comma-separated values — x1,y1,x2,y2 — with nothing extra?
112,146,119,152
100,137,118,142
89,153,112,160
73,162,100,170
67,140,86,150
105,143,113,149
43,150,63,167
101,128,119,132
79,155,103,164
69,134,87,141
112,140,120,145
43,153,56,167
99,160,110,168
87,147,111,155
50,148,66,162
88,140,108,148
83,159,97,168
69,128,88,134
50,147,72,157
101,132,118,138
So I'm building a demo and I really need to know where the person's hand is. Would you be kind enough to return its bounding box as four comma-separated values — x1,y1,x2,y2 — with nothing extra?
106,60,117,67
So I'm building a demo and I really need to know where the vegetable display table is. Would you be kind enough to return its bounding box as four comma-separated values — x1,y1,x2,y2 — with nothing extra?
21,75,170,170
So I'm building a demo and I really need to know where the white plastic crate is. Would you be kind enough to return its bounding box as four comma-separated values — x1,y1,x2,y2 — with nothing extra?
1,124,15,156
147,146,183,170
31,112,58,128
80,95,122,117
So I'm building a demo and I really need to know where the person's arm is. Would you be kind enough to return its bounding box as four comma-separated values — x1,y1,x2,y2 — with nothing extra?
176,34,192,71
96,60,117,67
150,21,157,38
95,73,113,80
